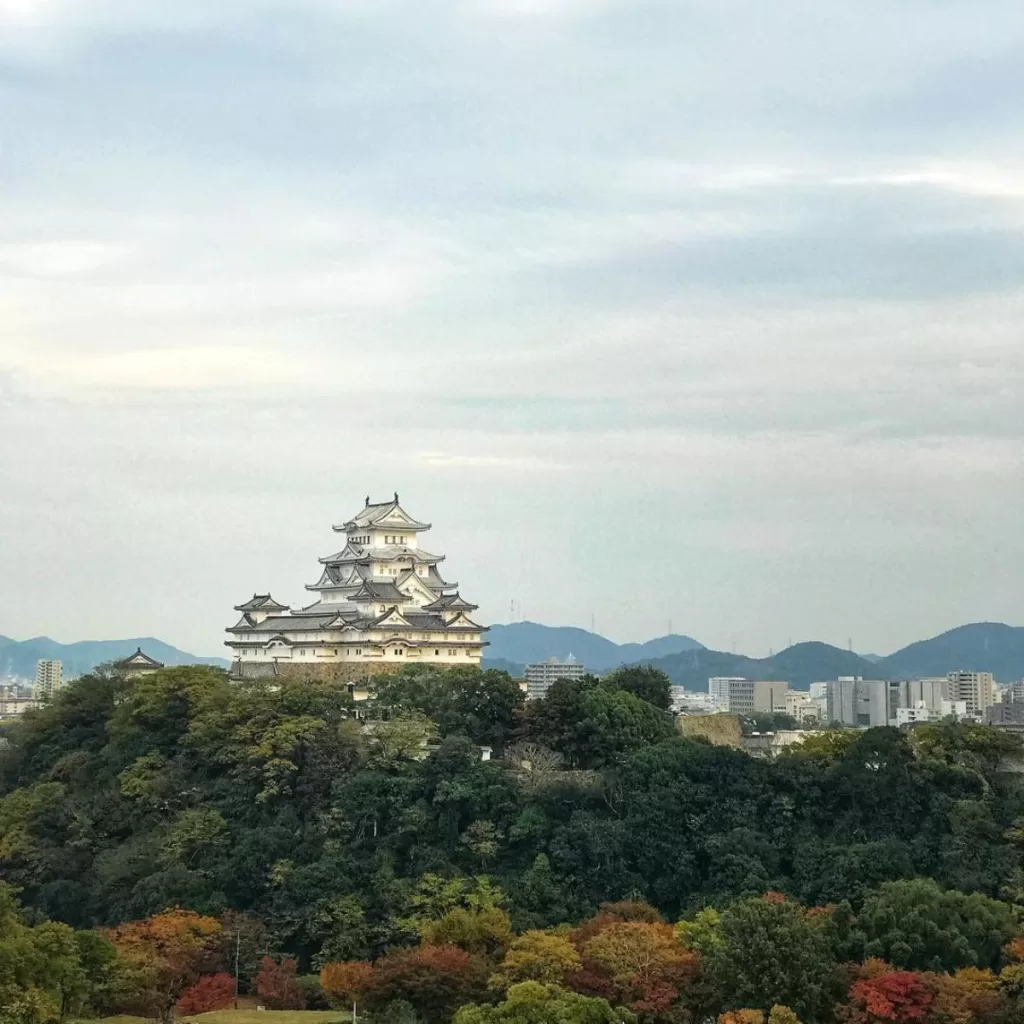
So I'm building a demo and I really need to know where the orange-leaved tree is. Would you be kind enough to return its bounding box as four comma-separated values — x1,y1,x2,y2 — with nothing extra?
105,908,222,1023
572,901,663,946
576,921,698,1018
719,1011,765,1024
320,960,374,1010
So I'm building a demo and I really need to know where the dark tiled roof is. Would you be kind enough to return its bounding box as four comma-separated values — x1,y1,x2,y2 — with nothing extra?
348,581,407,602
118,647,165,668
234,594,289,612
423,592,479,612
334,496,431,533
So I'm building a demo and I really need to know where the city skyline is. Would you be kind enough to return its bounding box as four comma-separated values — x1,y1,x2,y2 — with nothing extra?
2,1,1023,656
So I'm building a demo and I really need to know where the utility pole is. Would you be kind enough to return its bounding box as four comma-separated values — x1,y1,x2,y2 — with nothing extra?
234,930,240,1009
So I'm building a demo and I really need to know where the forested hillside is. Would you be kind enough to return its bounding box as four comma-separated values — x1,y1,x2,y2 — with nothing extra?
2,664,1024,1022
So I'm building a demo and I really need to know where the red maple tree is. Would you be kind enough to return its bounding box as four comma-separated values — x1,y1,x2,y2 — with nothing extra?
176,972,235,1014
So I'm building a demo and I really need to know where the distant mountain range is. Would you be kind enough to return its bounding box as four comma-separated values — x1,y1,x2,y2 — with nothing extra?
0,635,228,680
4,620,1022,690
484,622,704,675
485,622,1024,688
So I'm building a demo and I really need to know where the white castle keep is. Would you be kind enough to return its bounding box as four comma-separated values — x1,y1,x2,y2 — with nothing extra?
227,494,488,673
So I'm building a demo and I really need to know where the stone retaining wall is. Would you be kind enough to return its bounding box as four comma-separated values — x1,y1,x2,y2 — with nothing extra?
230,660,407,684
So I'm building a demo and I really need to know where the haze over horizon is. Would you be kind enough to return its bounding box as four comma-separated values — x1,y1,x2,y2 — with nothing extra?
2,1,1023,658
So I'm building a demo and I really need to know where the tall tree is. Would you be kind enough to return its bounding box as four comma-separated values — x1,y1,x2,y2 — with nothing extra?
104,909,222,1023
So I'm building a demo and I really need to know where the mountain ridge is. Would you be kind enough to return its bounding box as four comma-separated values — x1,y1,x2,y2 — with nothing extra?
638,624,1024,689
485,621,1024,687
484,621,704,674
0,635,229,680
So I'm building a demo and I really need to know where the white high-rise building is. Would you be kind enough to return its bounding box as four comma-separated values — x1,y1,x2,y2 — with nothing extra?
524,656,587,699
34,660,63,700
227,494,488,675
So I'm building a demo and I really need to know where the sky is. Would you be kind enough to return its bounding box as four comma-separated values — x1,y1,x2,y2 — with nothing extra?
1,0,1023,658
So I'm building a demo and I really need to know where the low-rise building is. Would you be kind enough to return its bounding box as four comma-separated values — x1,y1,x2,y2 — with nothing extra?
0,696,40,719
785,690,822,724
895,700,968,727
672,688,722,714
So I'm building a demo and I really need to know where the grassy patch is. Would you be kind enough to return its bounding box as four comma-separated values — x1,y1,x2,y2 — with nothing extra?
194,1013,349,1024
76,1014,348,1024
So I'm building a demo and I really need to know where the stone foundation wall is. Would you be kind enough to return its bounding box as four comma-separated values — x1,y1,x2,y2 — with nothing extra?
230,660,408,684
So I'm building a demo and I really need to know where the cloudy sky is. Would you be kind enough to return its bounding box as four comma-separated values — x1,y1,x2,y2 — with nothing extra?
2,0,1023,659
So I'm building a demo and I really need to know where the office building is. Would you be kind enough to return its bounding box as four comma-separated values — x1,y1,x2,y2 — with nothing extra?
896,700,967,726
709,677,746,706
892,678,949,714
712,678,789,715
826,677,893,728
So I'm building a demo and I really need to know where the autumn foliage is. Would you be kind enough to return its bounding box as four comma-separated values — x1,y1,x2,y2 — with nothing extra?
104,909,222,1022
843,971,934,1023
364,944,489,1024
320,960,374,1006
176,971,235,1014
576,920,699,1016
719,1012,766,1024
255,956,306,1010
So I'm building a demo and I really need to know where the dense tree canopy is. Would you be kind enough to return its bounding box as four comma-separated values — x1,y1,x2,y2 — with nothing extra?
3,664,1024,1023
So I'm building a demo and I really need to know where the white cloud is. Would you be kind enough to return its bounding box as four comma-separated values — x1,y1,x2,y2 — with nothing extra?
3,0,1024,655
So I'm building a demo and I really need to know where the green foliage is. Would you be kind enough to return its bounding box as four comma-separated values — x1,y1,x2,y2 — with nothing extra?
740,713,799,736
602,666,673,712
522,677,675,768
2,661,1024,1017
848,878,1021,972
372,667,525,750
700,895,839,1021
0,883,115,1021
453,981,635,1024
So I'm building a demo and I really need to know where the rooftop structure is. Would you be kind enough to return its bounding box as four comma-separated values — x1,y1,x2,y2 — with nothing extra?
117,648,166,677
227,494,488,677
